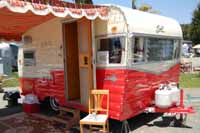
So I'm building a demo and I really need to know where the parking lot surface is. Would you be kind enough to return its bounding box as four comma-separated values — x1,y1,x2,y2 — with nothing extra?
0,88,199,133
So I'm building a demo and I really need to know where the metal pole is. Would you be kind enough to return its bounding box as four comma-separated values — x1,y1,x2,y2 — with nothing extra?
121,120,131,133
180,89,184,108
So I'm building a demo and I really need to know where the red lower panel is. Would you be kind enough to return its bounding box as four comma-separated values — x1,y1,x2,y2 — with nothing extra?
20,70,88,111
96,64,180,121
20,64,180,121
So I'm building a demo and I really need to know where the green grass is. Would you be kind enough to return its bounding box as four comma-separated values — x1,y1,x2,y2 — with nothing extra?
180,73,200,88
2,72,19,87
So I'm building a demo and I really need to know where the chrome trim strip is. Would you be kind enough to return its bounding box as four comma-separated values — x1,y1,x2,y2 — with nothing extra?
96,61,180,75
95,33,127,38
130,32,183,39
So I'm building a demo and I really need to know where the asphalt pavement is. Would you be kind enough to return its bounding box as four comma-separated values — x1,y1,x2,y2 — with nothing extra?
0,87,199,133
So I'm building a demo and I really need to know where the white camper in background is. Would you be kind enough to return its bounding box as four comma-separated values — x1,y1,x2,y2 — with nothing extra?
0,42,19,75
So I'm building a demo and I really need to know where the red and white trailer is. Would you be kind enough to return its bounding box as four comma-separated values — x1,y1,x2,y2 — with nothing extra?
0,0,194,124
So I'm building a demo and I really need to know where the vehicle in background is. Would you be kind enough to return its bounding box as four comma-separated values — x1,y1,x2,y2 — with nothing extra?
182,40,193,58
193,44,200,57
0,42,18,76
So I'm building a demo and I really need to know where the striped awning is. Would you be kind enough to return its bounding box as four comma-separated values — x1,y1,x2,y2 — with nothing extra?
0,0,108,41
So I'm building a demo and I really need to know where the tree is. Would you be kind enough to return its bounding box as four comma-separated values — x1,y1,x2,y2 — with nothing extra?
132,0,137,9
138,4,152,11
190,3,200,45
181,24,191,41
131,0,160,14
138,4,160,14
74,0,93,4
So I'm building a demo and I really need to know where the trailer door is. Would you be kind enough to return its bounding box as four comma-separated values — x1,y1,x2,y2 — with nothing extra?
77,18,94,107
64,18,93,107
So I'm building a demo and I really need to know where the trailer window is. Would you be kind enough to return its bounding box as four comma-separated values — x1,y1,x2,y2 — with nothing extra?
129,37,181,65
146,38,174,62
174,40,181,59
131,37,145,63
97,37,125,64
24,51,35,66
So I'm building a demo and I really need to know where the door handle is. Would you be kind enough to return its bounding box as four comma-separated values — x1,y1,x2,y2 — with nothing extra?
84,56,88,65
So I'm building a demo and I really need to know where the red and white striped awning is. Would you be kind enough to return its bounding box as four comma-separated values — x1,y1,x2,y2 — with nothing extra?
0,0,108,41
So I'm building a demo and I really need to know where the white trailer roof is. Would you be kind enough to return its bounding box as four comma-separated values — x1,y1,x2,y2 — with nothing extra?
111,5,183,38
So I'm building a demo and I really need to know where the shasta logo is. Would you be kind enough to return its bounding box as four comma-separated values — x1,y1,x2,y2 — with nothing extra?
156,25,164,33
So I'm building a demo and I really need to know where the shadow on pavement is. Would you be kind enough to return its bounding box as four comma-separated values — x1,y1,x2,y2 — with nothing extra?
109,113,163,133
150,116,192,129
0,105,22,117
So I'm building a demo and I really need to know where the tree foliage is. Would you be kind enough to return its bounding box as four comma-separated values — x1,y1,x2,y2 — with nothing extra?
75,0,93,4
132,0,137,9
138,4,160,14
138,4,152,11
190,3,200,45
131,0,160,14
181,24,191,41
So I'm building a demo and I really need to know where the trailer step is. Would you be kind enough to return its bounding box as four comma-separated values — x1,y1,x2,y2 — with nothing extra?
51,107,80,129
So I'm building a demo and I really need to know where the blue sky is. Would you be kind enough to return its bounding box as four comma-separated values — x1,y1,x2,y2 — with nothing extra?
67,0,199,24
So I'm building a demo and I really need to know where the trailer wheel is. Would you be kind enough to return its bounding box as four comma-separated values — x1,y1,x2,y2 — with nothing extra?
49,97,59,111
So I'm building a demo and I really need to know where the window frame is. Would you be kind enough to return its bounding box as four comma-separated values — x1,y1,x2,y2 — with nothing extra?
146,38,175,62
129,36,147,64
96,35,127,67
23,50,36,66
129,35,181,65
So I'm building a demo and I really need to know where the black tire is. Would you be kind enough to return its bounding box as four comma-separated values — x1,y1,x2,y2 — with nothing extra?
49,97,60,111
39,97,59,116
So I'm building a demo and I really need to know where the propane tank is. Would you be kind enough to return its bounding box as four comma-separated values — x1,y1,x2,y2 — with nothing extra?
168,82,180,105
155,84,173,108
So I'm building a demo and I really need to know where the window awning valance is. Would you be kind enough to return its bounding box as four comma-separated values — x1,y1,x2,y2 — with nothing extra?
0,0,108,41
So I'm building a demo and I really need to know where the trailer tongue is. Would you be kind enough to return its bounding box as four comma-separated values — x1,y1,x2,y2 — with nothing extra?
145,89,195,125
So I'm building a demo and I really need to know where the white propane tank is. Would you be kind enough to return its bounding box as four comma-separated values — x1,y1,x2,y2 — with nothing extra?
155,85,172,108
168,82,180,105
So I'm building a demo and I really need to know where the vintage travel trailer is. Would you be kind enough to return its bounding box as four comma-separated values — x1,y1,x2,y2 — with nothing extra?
0,0,182,121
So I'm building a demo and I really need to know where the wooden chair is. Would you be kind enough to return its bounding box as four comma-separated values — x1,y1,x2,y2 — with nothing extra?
80,89,109,133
